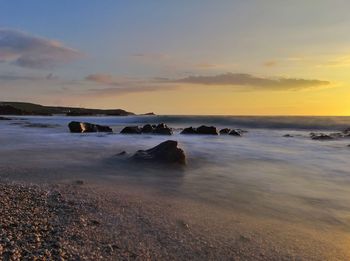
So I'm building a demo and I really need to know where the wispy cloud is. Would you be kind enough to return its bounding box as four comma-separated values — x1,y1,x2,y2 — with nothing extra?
317,55,350,68
263,60,278,67
85,73,176,95
0,72,57,82
0,28,82,69
162,73,330,90
130,53,170,60
84,72,331,96
85,74,115,85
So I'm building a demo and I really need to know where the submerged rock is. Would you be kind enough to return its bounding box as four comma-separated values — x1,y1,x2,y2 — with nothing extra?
283,134,294,138
24,123,59,128
219,128,231,134
229,129,242,136
310,133,334,141
131,140,186,165
68,121,113,133
0,116,12,120
120,126,142,134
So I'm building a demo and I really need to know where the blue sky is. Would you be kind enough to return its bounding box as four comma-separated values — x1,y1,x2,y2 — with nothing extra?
1,1,350,114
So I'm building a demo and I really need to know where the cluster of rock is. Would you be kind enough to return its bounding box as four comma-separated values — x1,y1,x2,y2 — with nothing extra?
67,121,247,138
131,140,186,165
181,126,245,136
68,121,113,133
310,128,350,141
120,123,172,135
0,116,12,120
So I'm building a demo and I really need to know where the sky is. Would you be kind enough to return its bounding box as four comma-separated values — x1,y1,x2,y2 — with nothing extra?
1,0,350,115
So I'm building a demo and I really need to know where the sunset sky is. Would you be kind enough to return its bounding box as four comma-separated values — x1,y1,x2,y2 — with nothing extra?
1,1,350,115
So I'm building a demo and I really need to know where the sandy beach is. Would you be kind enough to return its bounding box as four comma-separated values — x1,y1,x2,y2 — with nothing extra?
1,179,350,260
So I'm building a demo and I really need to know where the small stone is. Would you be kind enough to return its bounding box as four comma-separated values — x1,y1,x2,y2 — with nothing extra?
75,180,84,185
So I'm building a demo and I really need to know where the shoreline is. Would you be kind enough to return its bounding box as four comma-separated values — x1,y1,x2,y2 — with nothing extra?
1,180,349,260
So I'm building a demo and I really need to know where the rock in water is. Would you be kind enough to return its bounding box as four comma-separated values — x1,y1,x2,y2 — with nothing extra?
181,125,218,135
153,123,172,135
310,133,334,141
181,127,198,134
229,129,242,136
219,128,231,134
68,121,112,133
0,116,12,120
197,125,218,135
132,140,186,165
141,124,154,133
120,126,142,134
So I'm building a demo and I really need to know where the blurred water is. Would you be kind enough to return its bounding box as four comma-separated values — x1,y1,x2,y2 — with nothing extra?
0,116,350,231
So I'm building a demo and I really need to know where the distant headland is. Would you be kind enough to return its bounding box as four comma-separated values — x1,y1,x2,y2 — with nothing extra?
0,101,139,116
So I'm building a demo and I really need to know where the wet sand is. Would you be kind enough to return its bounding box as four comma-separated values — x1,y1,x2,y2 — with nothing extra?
1,179,349,260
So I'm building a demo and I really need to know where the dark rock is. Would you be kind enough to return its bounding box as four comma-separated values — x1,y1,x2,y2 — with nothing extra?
141,124,154,133
310,133,334,141
229,129,242,136
75,180,84,185
181,127,198,134
120,126,142,134
153,123,172,135
24,123,59,128
0,116,12,120
181,126,218,135
90,220,100,226
283,134,293,137
219,128,231,134
117,151,127,156
197,125,218,135
131,140,186,165
68,121,113,133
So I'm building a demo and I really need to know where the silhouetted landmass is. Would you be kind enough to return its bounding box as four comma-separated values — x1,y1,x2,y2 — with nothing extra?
0,102,134,116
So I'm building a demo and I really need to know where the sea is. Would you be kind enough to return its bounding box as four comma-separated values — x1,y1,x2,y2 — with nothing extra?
0,115,350,257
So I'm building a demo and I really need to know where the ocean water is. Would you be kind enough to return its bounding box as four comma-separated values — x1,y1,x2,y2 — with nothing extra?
1,116,350,241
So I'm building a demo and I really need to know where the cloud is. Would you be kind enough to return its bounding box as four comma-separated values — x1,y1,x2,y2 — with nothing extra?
130,53,170,60
263,60,278,67
0,28,82,69
85,73,177,95
83,72,331,96
0,72,58,82
163,73,330,90
317,55,350,68
85,74,115,85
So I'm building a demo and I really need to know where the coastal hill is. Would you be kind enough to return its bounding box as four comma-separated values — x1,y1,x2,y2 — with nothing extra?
0,101,134,116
